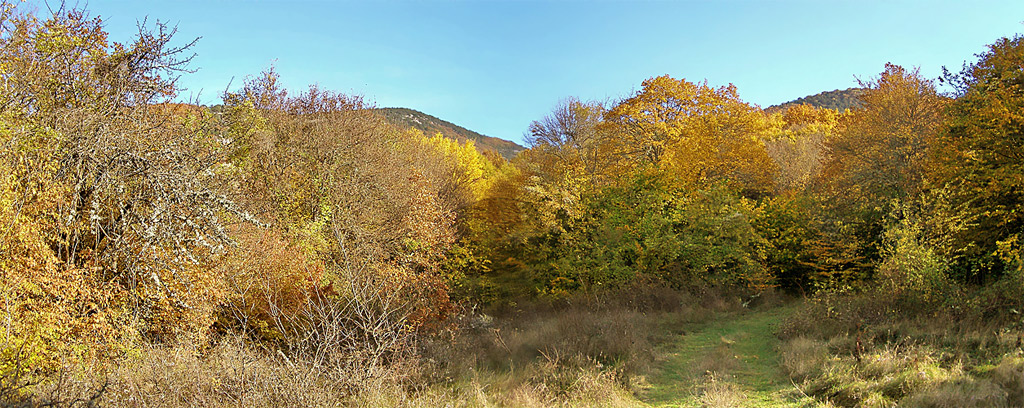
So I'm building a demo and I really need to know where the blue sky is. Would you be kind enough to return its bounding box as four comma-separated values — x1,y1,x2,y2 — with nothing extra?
78,0,1024,145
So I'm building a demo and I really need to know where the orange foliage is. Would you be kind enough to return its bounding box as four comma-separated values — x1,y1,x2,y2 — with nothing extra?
220,227,325,344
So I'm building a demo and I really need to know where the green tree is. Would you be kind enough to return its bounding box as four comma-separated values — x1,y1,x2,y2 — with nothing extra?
526,173,771,294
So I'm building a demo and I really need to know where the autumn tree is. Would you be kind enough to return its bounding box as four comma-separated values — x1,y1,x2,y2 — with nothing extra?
526,97,618,183
512,98,619,252
0,4,256,369
218,69,469,361
822,64,946,208
764,104,841,193
451,99,616,299
931,34,1024,283
465,79,782,296
604,75,777,196
817,64,947,275
418,131,497,214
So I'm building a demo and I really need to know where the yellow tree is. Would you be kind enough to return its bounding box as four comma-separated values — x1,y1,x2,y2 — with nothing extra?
418,131,497,206
930,34,1024,283
764,104,843,193
822,64,947,208
604,75,776,196
817,64,948,275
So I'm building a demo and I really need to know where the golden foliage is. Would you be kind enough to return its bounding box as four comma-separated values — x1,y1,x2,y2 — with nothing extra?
821,64,947,209
0,4,245,369
604,75,777,195
764,104,842,193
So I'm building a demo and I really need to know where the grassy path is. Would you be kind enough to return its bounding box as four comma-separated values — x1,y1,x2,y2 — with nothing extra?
641,305,815,407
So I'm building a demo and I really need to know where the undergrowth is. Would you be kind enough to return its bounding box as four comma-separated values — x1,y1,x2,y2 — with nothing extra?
780,284,1024,407
5,284,745,407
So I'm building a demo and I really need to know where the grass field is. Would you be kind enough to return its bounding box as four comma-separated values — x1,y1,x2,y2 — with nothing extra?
641,304,819,407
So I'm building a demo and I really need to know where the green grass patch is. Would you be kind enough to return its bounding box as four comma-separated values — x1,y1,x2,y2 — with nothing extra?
642,304,815,407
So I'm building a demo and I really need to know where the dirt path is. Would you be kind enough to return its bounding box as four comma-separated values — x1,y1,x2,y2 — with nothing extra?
641,305,815,407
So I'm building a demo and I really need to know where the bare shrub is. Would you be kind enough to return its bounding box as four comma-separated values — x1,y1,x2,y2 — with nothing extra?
221,243,425,373
216,69,465,371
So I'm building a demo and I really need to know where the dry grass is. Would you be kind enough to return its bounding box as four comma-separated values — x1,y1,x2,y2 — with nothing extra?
14,337,641,408
993,355,1024,407
422,283,725,384
780,287,1024,408
696,374,748,408
692,342,741,377
901,377,1008,408
780,336,826,382
12,284,738,407
36,338,351,407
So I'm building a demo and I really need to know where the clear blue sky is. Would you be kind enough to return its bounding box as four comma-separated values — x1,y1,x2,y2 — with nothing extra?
75,0,1024,145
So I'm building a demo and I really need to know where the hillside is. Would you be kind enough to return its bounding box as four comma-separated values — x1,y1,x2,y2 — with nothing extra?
769,87,865,112
376,107,525,159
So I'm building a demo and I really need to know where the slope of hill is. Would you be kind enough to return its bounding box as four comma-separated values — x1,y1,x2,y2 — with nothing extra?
376,107,524,159
769,88,865,112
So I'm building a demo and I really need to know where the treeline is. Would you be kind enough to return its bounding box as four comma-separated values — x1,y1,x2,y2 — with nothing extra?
461,55,1020,306
1,2,1023,405
769,87,865,112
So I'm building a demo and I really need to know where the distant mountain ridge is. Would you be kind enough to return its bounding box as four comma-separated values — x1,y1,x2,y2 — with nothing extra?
769,88,865,112
376,107,524,159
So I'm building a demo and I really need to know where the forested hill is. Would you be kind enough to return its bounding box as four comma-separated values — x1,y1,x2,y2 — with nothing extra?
769,87,865,112
376,107,525,159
